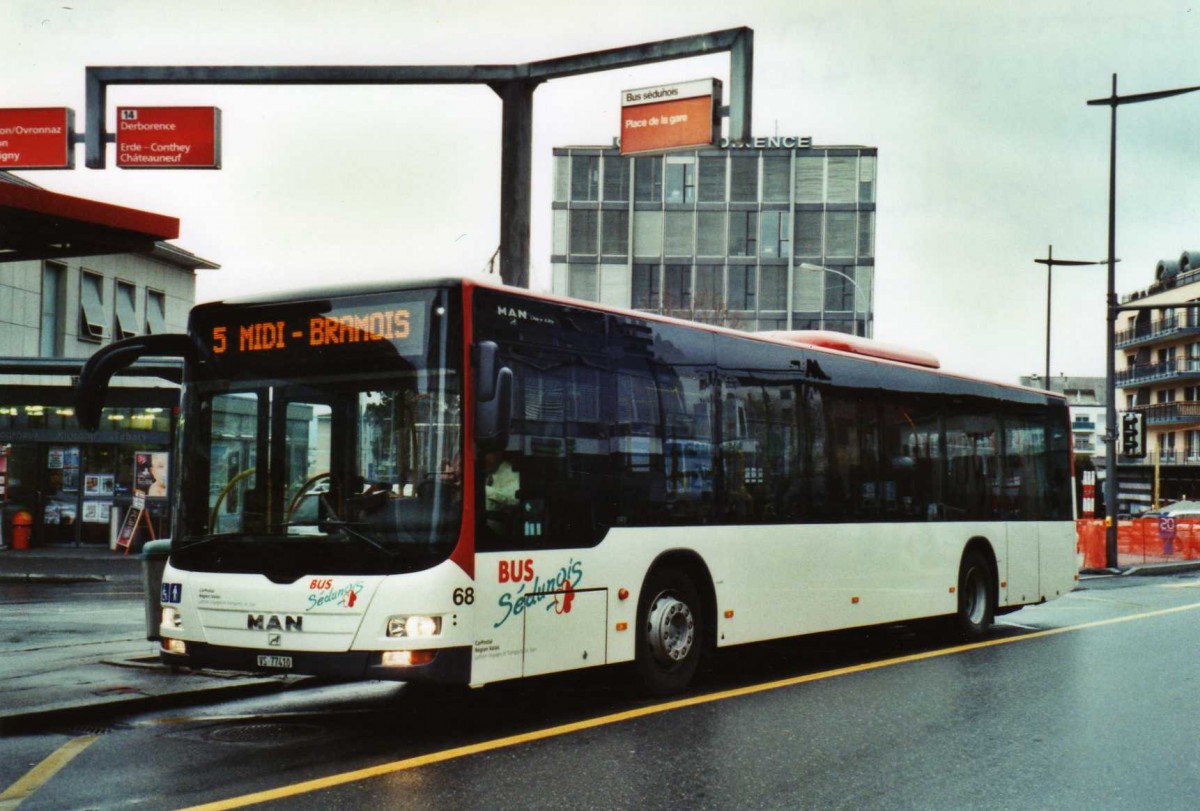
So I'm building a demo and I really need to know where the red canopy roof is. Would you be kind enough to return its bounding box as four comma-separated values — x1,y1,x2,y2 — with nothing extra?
0,180,179,263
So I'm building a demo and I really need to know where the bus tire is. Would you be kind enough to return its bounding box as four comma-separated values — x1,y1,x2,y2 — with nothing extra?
955,547,995,639
636,567,703,696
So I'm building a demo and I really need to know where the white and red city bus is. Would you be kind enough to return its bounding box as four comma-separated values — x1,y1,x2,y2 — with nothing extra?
78,277,1077,694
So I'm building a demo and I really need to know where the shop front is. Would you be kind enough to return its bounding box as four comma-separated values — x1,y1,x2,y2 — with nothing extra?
1,386,175,548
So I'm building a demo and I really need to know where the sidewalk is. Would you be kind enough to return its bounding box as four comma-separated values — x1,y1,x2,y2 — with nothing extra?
0,546,315,736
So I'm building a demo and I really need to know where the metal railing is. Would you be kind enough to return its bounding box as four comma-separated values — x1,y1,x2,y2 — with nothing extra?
1116,356,1200,387
1133,401,1200,426
1115,312,1200,348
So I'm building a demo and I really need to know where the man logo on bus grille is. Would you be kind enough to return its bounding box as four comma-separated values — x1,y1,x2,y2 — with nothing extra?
247,614,303,632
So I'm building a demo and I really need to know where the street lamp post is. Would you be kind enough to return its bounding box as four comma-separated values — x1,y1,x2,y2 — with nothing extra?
799,263,870,337
1088,74,1200,569
1033,245,1107,383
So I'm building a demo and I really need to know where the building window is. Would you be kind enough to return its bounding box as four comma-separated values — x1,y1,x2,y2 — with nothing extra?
859,155,876,203
696,211,726,256
146,289,167,334
568,265,598,301
729,211,758,257
601,210,628,255
728,266,756,311
824,269,857,312
663,264,692,311
793,211,824,257
635,157,662,203
1159,432,1177,462
759,266,787,311
759,211,790,259
730,155,758,202
632,264,661,310
827,156,858,203
114,280,138,339
794,267,823,310
602,156,629,202
40,261,66,357
665,158,696,204
632,211,663,257
569,209,598,255
79,270,108,342
663,211,694,256
826,212,857,258
762,156,790,202
698,156,726,202
794,155,824,203
553,156,569,202
571,155,600,202
694,264,723,311
857,211,875,260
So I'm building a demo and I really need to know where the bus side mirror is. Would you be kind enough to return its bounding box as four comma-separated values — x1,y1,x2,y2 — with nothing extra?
475,341,512,451
76,334,194,431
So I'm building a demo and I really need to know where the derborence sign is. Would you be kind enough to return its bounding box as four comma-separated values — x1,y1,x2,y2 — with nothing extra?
619,78,722,156
116,107,221,169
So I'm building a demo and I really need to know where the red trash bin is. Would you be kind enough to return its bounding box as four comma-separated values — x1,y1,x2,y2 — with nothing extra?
11,510,32,550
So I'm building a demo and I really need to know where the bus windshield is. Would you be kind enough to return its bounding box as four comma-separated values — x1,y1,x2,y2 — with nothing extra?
173,290,462,577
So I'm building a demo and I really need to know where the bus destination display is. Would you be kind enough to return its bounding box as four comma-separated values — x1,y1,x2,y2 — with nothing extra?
206,302,427,359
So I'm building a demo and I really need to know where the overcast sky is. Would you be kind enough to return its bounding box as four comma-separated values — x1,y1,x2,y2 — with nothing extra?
5,0,1200,384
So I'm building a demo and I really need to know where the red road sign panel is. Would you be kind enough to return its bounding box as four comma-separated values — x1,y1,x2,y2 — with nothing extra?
0,108,74,169
620,79,721,156
116,107,221,169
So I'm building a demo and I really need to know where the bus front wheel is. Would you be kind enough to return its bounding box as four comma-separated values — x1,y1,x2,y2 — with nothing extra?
635,567,703,696
955,547,995,639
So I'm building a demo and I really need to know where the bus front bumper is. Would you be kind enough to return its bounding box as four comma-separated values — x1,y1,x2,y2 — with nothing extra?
159,641,472,684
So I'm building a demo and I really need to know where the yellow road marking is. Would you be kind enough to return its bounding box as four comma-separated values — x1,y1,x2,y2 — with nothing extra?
0,736,98,811
174,598,1200,811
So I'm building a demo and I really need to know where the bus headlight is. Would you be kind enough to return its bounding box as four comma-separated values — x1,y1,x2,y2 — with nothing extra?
162,638,187,656
161,607,182,629
387,615,442,638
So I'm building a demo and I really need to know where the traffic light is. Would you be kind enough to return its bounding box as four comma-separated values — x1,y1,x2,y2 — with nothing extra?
1121,411,1146,458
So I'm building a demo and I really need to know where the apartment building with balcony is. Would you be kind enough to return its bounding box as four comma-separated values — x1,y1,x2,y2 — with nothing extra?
1115,251,1200,510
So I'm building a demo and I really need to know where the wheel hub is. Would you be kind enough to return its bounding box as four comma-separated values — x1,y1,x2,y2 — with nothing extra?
646,592,695,666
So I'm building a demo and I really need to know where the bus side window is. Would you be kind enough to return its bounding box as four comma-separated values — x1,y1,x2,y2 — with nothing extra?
482,347,612,550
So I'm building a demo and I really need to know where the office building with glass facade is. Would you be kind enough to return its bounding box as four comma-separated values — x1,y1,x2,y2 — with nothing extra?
550,142,877,336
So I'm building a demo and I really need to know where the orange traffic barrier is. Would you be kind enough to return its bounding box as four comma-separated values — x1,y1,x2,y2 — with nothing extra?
1077,518,1200,569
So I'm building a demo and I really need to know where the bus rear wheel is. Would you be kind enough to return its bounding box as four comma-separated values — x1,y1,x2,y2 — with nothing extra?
955,548,995,639
635,567,703,696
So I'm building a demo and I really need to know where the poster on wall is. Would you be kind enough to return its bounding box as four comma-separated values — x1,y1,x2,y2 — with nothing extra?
48,448,65,469
82,502,112,524
134,451,169,498
84,474,115,497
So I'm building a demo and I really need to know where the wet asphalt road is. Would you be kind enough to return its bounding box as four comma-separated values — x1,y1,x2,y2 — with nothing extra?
5,571,1200,810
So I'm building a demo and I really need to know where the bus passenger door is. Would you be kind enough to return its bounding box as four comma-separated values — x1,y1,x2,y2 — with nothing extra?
1004,524,1040,606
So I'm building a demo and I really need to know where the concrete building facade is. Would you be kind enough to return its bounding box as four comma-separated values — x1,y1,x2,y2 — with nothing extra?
550,141,877,336
1114,252,1200,512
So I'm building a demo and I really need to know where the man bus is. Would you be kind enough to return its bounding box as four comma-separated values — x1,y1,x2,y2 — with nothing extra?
78,277,1076,695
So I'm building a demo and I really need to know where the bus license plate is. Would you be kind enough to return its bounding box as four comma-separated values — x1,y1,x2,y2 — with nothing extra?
257,655,293,670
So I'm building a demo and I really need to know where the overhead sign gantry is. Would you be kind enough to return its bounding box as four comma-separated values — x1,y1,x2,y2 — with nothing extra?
5,27,755,288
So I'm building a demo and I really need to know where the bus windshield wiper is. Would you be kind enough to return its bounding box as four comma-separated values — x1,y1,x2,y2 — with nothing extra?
317,520,398,556
175,533,237,551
